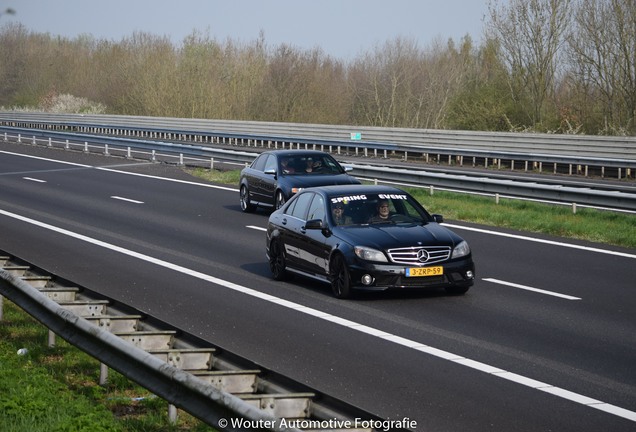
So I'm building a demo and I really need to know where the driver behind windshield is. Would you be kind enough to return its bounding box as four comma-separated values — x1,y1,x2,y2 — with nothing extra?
368,200,391,223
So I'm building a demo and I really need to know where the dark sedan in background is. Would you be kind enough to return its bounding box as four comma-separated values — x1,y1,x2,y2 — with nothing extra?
239,150,360,212
266,184,475,298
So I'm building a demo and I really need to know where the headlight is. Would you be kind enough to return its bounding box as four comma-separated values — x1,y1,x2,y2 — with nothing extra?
354,246,388,262
451,241,470,259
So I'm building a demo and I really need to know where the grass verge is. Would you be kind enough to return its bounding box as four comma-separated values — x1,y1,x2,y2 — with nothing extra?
0,299,214,432
187,167,636,249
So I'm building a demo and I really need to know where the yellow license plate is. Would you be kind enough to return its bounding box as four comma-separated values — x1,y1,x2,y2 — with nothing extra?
405,266,443,277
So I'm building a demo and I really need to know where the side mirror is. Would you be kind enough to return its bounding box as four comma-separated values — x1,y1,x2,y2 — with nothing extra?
264,168,277,176
432,214,444,224
305,219,324,230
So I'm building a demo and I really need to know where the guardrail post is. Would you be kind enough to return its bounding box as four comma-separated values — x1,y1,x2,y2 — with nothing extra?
572,202,577,214
210,158,214,170
179,154,184,165
127,147,132,159
168,404,178,424
47,329,56,347
496,193,500,204
430,185,434,196
3,132,6,141
18,133,22,143
84,142,89,152
99,362,109,385
152,150,156,162
104,144,109,156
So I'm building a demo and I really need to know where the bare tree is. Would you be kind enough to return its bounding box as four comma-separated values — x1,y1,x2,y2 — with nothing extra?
348,37,463,129
567,0,636,133
486,0,571,129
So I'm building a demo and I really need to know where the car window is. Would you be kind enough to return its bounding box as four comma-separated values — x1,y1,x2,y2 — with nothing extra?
251,154,267,171
321,155,344,174
263,155,277,173
329,193,431,224
288,193,314,219
306,195,325,221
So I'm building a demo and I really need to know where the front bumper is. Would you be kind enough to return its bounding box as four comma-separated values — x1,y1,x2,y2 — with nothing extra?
346,258,475,291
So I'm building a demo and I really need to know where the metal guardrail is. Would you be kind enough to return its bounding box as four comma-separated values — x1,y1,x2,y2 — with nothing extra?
2,126,636,212
0,253,383,431
1,112,635,172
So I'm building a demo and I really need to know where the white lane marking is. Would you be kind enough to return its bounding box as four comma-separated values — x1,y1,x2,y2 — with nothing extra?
96,167,236,192
111,196,144,204
1,208,634,423
247,225,267,231
483,278,582,300
3,150,633,260
444,223,636,259
1,150,92,167
23,177,46,183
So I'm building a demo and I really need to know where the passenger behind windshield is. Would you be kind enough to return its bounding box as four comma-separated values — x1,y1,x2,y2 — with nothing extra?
331,202,353,225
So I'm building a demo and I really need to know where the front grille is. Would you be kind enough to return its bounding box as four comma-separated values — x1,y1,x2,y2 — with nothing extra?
387,246,451,265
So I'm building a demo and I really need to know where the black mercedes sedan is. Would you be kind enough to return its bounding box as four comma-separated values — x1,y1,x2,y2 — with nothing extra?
239,150,360,212
266,184,475,298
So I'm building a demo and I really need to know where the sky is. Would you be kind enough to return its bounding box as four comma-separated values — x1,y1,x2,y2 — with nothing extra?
1,1,494,60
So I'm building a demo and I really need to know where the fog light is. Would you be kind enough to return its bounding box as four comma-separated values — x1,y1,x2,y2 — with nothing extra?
361,274,374,285
466,270,474,279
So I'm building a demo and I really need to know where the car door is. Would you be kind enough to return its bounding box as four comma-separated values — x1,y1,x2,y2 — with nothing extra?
278,192,314,269
294,193,331,276
248,154,276,204
258,154,278,206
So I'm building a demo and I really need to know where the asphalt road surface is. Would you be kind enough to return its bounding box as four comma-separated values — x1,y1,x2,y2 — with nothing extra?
1,141,635,432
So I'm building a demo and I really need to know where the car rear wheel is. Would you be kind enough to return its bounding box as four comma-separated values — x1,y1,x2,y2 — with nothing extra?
269,240,287,281
240,185,255,213
275,190,286,209
330,254,352,299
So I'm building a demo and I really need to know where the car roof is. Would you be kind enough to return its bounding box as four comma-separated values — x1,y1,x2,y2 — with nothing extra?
305,184,409,197
263,149,333,157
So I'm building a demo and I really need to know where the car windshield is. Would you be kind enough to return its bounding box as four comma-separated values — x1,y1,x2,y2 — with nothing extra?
279,154,343,175
329,192,432,226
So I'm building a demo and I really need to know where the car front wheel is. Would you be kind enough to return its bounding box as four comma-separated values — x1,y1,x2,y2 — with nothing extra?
330,254,352,299
269,240,287,281
240,185,255,213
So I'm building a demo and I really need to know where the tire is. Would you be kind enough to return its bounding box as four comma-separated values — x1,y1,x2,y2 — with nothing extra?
330,254,352,299
269,240,287,281
275,190,286,210
240,184,255,213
